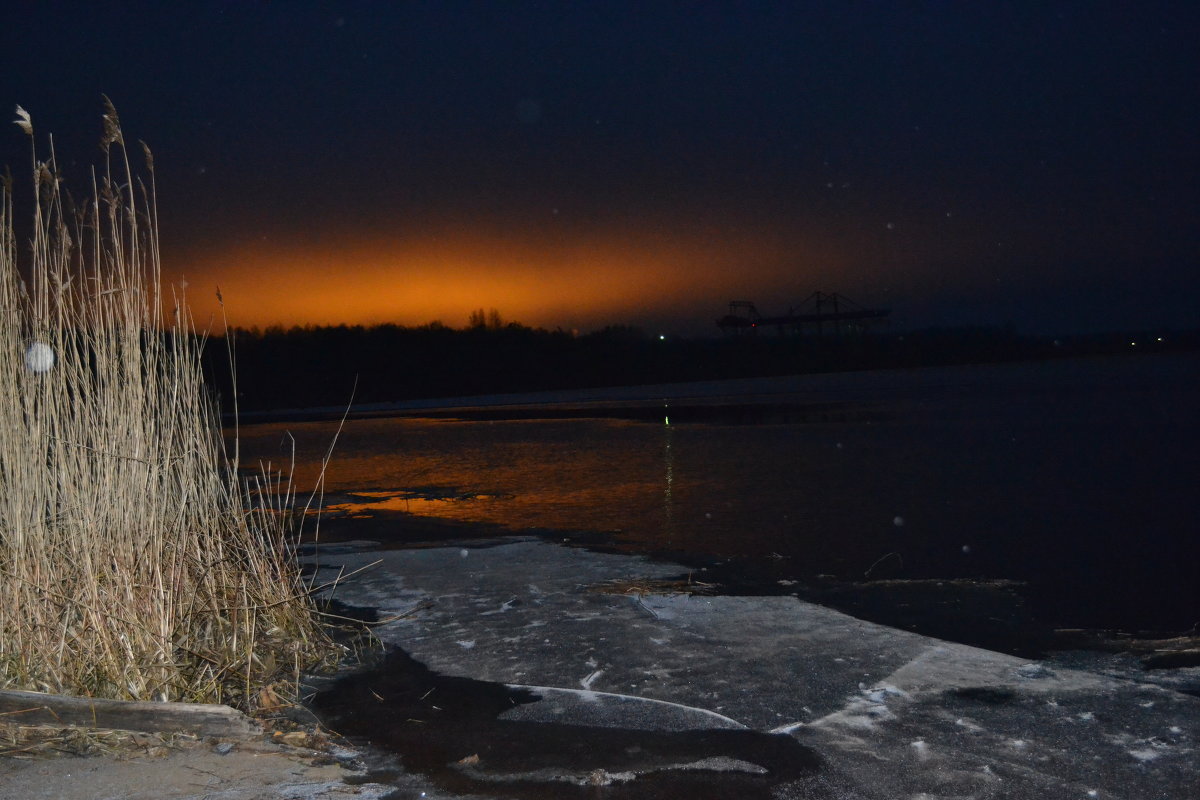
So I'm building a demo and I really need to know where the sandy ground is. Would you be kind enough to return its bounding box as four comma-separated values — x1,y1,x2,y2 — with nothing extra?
0,737,395,800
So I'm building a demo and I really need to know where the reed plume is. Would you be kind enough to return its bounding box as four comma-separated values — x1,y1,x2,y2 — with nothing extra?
0,103,333,711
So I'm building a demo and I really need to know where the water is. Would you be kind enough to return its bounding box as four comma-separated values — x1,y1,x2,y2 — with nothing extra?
237,353,1200,645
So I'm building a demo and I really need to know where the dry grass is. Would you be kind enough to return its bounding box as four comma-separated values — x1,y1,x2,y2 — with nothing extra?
0,721,199,759
0,101,334,713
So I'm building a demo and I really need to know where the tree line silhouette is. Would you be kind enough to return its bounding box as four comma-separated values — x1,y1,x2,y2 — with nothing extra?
202,311,1196,414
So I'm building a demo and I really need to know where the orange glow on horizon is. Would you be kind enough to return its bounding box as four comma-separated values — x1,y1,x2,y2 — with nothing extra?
171,224,850,333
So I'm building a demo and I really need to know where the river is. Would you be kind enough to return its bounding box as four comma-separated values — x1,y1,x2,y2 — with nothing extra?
236,352,1200,649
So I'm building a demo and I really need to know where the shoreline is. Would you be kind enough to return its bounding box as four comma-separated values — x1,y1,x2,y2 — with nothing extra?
4,534,1198,798
0,729,397,800
228,350,1198,425
303,536,1200,798
305,507,1200,664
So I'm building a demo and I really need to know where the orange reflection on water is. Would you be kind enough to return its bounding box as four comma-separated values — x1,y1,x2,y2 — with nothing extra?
323,490,509,520
236,415,676,540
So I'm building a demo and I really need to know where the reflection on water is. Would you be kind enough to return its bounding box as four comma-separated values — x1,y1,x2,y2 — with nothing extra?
247,415,696,547
325,489,513,517
237,354,1200,635
663,420,676,540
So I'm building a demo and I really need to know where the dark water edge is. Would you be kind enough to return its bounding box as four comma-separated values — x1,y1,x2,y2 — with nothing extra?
309,644,824,800
303,510,1198,668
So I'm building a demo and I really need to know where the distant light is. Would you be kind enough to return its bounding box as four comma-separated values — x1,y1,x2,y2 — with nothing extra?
664,415,670,426
893,516,905,527
1130,341,1137,347
1157,337,1163,342
658,334,666,341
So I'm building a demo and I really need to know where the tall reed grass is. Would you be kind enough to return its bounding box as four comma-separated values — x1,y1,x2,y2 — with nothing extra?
0,102,333,710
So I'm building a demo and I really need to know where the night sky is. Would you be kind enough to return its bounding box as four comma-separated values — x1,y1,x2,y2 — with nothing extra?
2,2,1197,336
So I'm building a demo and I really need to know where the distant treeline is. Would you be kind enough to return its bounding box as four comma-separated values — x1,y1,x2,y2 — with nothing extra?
202,317,1198,414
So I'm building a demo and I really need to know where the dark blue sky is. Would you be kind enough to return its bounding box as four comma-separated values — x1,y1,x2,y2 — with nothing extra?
2,1,1196,335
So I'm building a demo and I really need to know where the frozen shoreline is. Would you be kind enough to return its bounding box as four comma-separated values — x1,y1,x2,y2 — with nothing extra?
304,537,1200,798
5,534,1196,799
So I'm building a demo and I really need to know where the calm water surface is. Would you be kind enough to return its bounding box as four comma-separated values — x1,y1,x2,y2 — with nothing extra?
237,353,1200,639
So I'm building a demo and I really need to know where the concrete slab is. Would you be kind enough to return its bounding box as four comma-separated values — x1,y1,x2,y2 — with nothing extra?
307,538,1200,799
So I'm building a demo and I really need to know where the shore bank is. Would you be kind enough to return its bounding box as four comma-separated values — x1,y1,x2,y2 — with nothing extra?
0,734,396,800
6,534,1196,799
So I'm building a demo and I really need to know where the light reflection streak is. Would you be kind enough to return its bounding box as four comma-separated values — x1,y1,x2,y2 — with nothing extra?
663,409,676,543
322,490,508,519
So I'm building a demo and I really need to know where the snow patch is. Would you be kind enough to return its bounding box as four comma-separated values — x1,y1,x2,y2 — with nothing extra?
862,683,910,703
480,596,519,615
1110,732,1172,763
671,756,767,774
1016,663,1055,680
808,684,908,731
582,769,636,786
955,717,984,733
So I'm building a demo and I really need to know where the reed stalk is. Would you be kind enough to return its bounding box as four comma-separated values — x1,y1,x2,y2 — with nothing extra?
0,102,333,711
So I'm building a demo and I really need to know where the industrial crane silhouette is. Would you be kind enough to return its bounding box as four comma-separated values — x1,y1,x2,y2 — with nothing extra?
716,292,889,337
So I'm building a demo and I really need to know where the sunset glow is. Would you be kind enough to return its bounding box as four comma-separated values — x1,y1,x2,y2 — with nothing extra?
8,4,1195,336
176,223,849,333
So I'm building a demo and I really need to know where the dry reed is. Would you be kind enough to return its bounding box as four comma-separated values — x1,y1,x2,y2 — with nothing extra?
0,101,334,712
